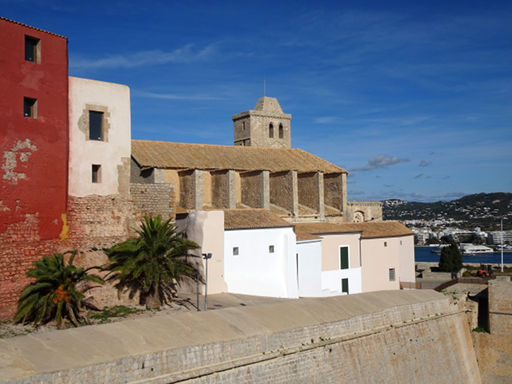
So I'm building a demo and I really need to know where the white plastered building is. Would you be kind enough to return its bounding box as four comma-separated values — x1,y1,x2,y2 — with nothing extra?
177,209,415,299
68,77,131,197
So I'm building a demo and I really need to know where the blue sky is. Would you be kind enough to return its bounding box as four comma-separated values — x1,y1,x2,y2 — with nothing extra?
4,0,512,202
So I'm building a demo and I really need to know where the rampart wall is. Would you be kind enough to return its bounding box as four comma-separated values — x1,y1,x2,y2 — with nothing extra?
0,290,481,384
472,278,512,384
0,195,136,320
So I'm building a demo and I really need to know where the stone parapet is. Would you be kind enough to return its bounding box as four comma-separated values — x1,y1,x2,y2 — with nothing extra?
488,278,512,335
346,200,383,222
0,290,482,384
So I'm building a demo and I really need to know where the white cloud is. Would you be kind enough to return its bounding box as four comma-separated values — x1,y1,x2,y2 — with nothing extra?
71,44,216,69
419,160,431,167
352,154,409,171
314,116,338,124
133,90,223,101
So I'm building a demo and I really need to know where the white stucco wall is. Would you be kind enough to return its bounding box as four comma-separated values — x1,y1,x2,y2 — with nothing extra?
175,210,227,294
361,237,400,292
68,76,131,197
321,267,362,295
224,227,298,298
296,240,322,297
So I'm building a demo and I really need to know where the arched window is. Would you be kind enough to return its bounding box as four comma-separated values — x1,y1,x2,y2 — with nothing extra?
279,124,284,138
269,123,274,138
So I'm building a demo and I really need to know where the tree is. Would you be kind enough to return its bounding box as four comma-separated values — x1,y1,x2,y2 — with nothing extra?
14,251,103,328
103,216,201,309
438,243,463,275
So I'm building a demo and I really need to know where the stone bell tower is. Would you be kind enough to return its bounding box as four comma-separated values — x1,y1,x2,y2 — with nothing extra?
232,97,292,148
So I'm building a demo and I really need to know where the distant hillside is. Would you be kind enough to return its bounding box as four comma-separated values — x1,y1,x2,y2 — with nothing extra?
382,193,512,230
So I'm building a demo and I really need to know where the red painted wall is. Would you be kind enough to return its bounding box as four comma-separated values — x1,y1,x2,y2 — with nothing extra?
0,18,68,241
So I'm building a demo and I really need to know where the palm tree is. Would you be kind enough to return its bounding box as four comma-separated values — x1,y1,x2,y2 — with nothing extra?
103,216,201,309
14,251,103,328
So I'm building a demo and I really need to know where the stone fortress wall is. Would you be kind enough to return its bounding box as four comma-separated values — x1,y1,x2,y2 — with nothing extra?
0,186,171,320
0,290,482,384
472,277,512,384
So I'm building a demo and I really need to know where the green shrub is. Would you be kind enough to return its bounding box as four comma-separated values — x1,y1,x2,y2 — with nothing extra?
104,216,201,309
15,251,103,328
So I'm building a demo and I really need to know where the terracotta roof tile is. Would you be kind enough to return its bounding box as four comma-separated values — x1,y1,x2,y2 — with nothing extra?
0,17,67,39
295,229,322,241
131,140,346,174
224,209,292,230
294,221,413,239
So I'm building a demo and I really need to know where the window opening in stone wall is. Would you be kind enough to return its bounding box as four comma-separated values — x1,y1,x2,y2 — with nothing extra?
23,97,37,118
269,245,274,253
242,121,246,130
233,247,239,256
389,268,395,281
340,246,349,269
341,278,349,294
92,164,101,183
89,111,104,141
279,124,283,138
269,123,274,138
25,35,40,63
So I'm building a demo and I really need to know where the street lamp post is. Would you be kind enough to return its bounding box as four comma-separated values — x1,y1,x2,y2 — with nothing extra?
202,253,212,311
501,218,504,273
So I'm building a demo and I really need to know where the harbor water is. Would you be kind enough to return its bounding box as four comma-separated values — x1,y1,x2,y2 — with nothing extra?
415,246,512,264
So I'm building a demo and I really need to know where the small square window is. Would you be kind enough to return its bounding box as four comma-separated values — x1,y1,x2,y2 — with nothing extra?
389,268,396,282
24,97,37,118
92,164,101,183
233,247,239,256
25,35,40,63
89,111,104,141
269,245,274,253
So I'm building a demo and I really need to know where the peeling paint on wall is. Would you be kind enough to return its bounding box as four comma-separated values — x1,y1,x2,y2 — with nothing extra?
1,139,37,184
58,213,69,239
0,201,10,212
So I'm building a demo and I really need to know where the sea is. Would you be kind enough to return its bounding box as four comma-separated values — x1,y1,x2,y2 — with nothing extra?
415,246,512,264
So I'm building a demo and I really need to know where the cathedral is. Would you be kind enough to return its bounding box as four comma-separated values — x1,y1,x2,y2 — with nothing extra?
131,96,383,224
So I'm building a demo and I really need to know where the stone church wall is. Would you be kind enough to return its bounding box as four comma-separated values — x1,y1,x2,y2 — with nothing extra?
130,183,173,221
270,171,297,215
298,172,322,213
323,173,344,211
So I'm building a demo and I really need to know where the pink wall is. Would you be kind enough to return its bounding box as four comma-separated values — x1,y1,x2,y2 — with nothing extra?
361,237,401,292
320,233,361,271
